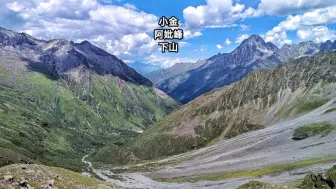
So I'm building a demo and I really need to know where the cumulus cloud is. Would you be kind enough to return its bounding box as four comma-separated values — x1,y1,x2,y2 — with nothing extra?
216,44,223,49
4,0,159,61
225,38,232,45
257,0,336,16
182,0,257,29
265,6,336,46
297,26,336,43
235,34,249,43
91,33,157,57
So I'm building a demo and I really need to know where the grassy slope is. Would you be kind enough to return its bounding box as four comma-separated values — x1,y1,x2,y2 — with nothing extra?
0,164,121,189
0,60,178,171
237,181,297,189
292,122,335,140
130,52,336,161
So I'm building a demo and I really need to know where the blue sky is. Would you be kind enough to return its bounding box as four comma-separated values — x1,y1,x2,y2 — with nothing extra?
1,0,336,68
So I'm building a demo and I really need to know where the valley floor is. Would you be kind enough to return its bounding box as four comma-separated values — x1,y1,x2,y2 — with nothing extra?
84,97,336,189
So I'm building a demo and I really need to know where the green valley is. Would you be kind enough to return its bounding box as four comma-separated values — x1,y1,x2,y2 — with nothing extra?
0,28,178,172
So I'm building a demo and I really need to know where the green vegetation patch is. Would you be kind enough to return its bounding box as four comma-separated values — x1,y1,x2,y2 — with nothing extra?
299,165,336,189
295,99,330,115
111,159,182,174
324,107,336,114
237,181,297,189
292,122,335,141
155,157,336,183
132,134,204,161
277,99,329,118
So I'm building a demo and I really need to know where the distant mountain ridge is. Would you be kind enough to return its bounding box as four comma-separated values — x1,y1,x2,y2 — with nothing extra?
153,35,336,103
127,61,161,75
145,60,206,85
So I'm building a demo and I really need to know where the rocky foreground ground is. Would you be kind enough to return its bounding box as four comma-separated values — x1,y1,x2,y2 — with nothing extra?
0,164,120,189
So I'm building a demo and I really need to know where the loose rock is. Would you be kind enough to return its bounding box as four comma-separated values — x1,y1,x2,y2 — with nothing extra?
47,179,54,186
4,175,13,182
19,179,28,187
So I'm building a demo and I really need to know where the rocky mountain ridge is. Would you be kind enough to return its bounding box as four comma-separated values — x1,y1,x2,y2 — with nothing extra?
131,51,336,160
0,27,152,85
154,35,336,103
145,60,206,85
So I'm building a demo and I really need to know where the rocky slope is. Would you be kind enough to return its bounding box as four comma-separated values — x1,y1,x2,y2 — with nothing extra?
299,165,336,189
238,165,336,189
0,27,178,171
155,35,336,103
131,51,336,160
0,164,121,189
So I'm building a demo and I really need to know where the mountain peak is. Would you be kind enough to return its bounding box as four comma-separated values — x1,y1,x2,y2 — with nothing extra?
242,34,264,44
239,34,278,51
325,40,332,44
235,34,278,55
79,40,91,46
0,27,37,46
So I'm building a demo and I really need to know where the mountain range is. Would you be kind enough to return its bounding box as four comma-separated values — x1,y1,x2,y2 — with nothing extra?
0,27,178,171
1,26,336,189
148,35,336,103
131,51,336,160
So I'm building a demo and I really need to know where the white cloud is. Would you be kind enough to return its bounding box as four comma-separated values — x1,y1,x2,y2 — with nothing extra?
264,6,336,46
184,30,203,39
182,0,257,29
146,54,198,68
216,44,223,49
91,33,157,58
225,38,232,45
123,59,135,64
240,24,249,31
5,0,159,61
123,3,137,10
297,26,336,43
179,42,191,47
257,0,336,16
235,34,249,43
265,28,293,47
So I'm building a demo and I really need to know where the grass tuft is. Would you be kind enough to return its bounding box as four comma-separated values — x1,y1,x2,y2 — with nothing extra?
292,122,335,140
